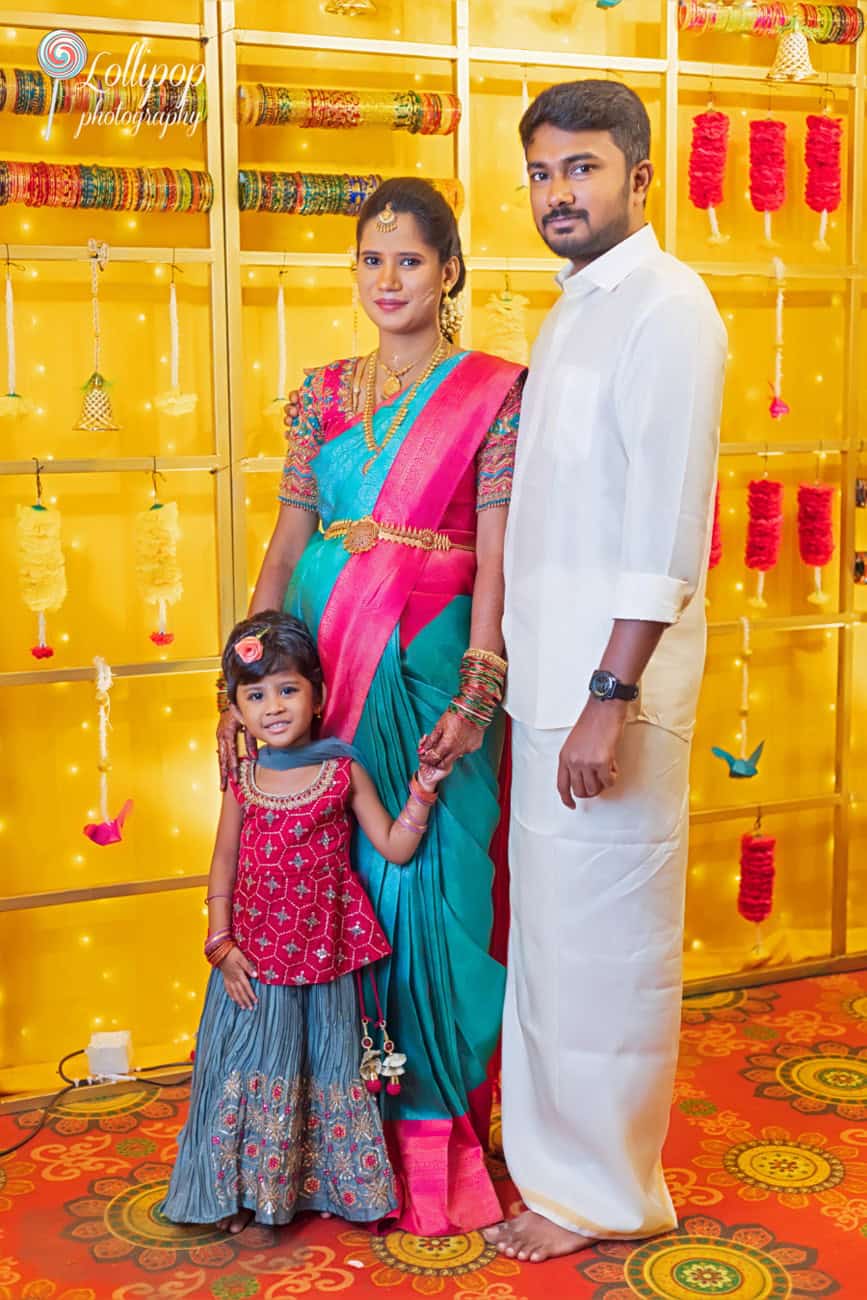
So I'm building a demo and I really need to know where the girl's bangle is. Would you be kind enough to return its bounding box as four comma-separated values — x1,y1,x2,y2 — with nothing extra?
398,810,427,836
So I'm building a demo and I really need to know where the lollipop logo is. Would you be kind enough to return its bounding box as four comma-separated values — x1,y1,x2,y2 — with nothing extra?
37,29,88,80
37,29,88,140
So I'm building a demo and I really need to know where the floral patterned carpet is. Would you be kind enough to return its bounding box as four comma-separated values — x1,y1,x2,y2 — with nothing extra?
1,969,866,1300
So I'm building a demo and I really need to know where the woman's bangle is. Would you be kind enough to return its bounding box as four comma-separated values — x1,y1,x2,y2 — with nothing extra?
465,647,508,674
206,893,232,904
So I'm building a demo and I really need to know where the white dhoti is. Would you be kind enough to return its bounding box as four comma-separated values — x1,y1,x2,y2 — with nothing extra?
501,716,691,1240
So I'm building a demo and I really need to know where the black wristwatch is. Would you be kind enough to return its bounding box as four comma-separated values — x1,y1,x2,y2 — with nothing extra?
588,669,639,702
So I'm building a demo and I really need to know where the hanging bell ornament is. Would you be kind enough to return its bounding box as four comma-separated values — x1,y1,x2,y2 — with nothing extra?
74,370,120,431
767,21,816,82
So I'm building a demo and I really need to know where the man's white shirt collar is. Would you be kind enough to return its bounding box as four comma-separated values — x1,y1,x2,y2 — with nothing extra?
555,223,660,297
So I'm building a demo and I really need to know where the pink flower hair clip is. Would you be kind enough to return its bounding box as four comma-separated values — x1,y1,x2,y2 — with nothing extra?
234,629,267,664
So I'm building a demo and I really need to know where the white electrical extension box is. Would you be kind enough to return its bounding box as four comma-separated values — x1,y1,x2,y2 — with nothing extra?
86,1030,133,1077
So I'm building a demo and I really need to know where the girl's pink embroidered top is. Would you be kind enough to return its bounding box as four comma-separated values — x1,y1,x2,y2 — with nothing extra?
228,756,391,986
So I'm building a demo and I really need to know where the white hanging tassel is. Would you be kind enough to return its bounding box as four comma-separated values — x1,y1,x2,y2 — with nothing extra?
95,655,113,824
82,655,133,846
169,280,180,391
0,262,32,418
276,277,287,401
768,258,789,420
517,69,530,190
5,269,14,395
154,271,198,416
264,273,290,420
739,617,751,761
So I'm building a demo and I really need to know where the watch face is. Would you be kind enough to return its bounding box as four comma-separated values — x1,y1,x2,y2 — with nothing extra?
590,670,615,699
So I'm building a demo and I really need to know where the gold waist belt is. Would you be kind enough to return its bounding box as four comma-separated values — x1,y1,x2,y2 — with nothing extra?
323,516,473,555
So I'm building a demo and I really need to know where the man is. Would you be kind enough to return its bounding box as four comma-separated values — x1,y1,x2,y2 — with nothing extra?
487,80,727,1263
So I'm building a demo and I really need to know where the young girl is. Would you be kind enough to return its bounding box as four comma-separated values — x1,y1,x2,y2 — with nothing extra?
161,609,448,1233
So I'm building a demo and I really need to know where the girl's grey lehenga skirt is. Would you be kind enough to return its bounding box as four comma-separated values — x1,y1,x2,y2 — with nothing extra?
160,969,398,1226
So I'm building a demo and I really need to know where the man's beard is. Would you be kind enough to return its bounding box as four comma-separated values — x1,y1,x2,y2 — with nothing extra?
539,201,632,264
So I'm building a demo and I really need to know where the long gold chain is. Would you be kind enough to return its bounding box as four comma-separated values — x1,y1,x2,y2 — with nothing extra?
362,336,448,475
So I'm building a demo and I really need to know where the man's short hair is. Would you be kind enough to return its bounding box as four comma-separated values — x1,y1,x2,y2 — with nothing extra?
520,79,651,173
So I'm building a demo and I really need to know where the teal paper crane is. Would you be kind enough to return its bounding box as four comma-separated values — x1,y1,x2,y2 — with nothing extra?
711,740,765,779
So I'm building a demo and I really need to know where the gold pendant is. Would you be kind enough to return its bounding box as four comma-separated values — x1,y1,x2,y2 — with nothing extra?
381,374,401,399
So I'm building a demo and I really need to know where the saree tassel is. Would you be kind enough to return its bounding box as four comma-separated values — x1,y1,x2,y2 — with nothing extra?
380,1024,407,1096
367,967,407,1096
356,968,383,1092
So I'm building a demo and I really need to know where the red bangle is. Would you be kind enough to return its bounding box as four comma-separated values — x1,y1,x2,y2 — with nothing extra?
410,773,437,805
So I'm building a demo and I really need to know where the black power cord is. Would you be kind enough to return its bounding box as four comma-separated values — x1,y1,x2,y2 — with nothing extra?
0,1049,194,1160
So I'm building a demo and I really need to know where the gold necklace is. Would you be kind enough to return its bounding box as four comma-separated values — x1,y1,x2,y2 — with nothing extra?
362,336,448,475
379,355,416,399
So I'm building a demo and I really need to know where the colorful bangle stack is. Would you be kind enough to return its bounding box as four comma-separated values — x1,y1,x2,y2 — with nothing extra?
237,84,461,135
0,161,214,212
447,648,508,730
0,68,208,119
678,0,865,40
204,928,235,966
238,170,464,219
216,674,230,714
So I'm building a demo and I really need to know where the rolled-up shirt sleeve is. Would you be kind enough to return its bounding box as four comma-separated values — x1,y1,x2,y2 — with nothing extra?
613,290,726,624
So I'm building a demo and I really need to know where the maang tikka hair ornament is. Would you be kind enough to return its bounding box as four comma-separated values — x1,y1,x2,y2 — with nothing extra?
375,203,398,233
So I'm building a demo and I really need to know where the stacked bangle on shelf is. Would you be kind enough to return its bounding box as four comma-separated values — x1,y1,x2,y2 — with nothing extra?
238,84,460,135
0,161,214,212
678,0,865,40
217,674,230,714
447,648,507,730
238,170,464,218
0,67,208,119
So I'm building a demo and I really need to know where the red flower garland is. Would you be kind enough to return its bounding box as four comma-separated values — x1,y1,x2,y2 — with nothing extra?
745,478,784,571
738,832,776,924
709,482,723,569
745,478,784,605
804,113,843,249
749,118,787,241
798,481,835,604
797,482,835,566
689,110,731,242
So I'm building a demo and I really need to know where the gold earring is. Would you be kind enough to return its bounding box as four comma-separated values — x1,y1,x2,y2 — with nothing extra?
439,292,463,341
375,203,398,233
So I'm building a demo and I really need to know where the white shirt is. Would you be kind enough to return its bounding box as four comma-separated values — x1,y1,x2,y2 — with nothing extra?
502,224,727,738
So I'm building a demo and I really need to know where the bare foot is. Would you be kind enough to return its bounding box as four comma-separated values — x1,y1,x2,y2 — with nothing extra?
492,1210,597,1263
221,1208,254,1235
482,1221,508,1244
